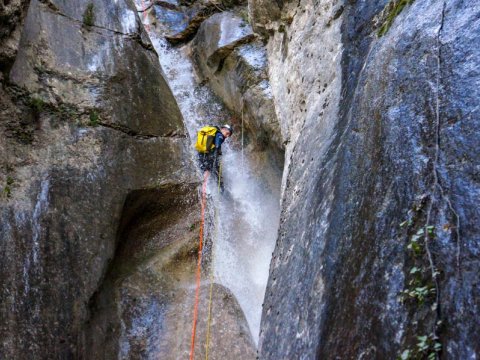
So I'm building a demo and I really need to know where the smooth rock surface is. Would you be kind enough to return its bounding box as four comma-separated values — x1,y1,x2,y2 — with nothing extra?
257,0,480,358
0,0,196,358
192,13,282,151
85,187,256,359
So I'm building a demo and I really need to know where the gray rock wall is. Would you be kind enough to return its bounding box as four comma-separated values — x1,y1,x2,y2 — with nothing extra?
256,0,480,358
84,186,256,359
190,8,284,192
192,12,283,152
0,0,197,358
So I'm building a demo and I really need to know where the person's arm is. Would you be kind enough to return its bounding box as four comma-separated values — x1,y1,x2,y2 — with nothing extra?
214,132,225,155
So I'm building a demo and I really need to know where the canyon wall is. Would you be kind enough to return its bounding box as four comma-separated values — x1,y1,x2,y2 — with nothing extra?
256,0,480,358
0,0,196,357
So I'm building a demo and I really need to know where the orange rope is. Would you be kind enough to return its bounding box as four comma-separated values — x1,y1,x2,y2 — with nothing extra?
189,171,210,360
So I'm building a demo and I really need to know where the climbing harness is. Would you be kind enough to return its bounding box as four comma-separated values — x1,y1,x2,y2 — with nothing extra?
189,171,209,360
205,163,222,360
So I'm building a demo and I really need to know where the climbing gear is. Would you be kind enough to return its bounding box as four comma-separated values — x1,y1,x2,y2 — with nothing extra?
195,126,219,153
205,162,222,360
189,171,210,360
221,124,233,135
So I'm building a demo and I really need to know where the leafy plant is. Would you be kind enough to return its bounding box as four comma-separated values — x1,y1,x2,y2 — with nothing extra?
398,349,411,360
397,335,441,359
83,3,95,27
3,176,14,198
87,110,100,126
417,334,442,359
29,96,45,113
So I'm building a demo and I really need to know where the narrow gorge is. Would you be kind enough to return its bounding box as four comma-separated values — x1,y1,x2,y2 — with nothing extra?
0,0,478,359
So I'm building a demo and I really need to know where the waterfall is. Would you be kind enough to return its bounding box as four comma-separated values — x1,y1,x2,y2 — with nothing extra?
135,7,280,343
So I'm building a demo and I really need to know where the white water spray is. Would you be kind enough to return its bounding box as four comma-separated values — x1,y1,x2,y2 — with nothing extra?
134,4,280,342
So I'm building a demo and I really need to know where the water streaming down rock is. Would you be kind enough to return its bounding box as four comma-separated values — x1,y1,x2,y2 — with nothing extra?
3,0,477,358
141,8,281,343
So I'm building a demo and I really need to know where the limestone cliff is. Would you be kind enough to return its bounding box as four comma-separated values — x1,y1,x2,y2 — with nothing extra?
254,0,480,358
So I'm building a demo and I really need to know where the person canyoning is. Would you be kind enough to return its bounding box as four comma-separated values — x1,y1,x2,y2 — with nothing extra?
194,124,233,192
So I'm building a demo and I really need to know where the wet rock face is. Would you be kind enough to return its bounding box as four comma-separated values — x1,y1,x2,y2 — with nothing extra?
151,0,246,45
257,0,480,358
85,186,256,359
192,11,283,152
0,0,195,358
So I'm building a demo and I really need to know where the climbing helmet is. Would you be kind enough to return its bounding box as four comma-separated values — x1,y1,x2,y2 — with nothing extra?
221,124,233,135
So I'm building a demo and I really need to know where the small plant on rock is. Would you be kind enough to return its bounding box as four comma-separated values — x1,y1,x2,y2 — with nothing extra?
3,176,14,199
87,110,100,127
377,0,415,37
29,96,45,113
83,3,95,27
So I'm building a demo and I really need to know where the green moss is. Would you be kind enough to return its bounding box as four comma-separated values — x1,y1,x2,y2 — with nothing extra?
87,110,100,127
29,96,45,113
377,0,415,37
238,8,249,24
83,3,95,27
3,176,14,198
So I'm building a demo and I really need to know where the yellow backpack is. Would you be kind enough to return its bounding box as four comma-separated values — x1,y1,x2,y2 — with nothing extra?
194,126,219,153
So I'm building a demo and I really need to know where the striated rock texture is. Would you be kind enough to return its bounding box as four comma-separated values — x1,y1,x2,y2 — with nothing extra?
256,0,480,358
0,0,196,358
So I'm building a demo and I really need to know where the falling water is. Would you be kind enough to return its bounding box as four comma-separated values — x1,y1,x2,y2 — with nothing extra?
134,3,281,343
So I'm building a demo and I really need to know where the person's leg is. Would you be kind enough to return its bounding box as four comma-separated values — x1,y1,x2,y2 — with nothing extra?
198,153,209,172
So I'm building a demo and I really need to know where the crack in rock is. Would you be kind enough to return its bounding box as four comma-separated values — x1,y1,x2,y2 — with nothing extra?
98,121,187,139
37,0,156,54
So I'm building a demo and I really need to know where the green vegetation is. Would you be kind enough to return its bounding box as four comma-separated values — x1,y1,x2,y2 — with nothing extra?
83,3,95,27
58,104,78,121
397,208,442,360
378,0,415,37
400,225,438,304
398,335,442,360
29,96,45,113
87,110,100,127
3,176,14,198
238,8,249,25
